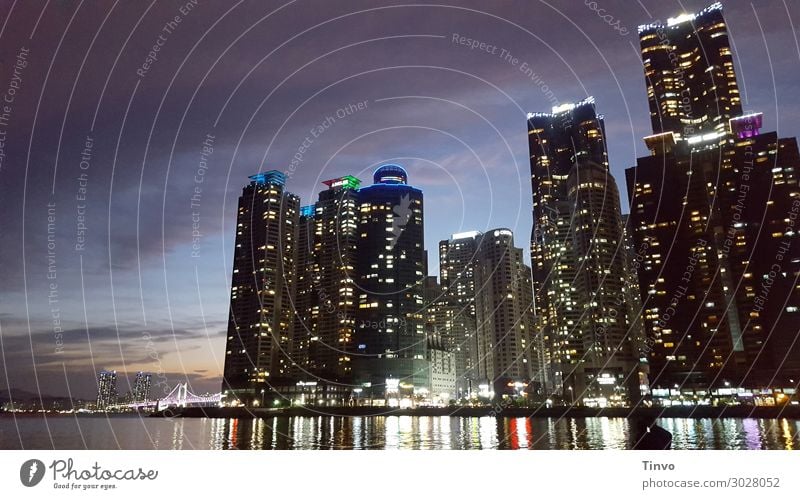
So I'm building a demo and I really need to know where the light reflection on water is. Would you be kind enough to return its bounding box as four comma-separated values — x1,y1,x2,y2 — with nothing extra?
1,415,799,450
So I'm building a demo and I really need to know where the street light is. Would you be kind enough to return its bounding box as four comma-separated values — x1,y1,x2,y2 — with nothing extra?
260,389,265,407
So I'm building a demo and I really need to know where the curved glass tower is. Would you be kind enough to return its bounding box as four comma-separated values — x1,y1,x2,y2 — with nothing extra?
354,164,427,404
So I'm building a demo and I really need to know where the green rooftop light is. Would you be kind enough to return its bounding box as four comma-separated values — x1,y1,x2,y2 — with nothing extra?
322,175,361,190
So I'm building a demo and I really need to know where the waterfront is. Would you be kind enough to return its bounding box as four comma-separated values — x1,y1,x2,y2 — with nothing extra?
1,415,798,450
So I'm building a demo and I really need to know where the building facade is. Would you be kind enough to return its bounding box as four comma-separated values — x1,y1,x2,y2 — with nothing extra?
638,2,741,138
354,165,428,403
427,336,457,405
473,228,541,399
132,371,152,403
297,176,361,387
627,3,800,392
567,161,640,404
528,97,637,404
438,231,482,397
222,171,300,405
96,370,117,410
291,204,317,380
626,125,800,390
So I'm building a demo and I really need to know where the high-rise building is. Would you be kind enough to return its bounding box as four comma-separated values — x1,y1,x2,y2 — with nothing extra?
438,231,482,396
303,176,361,384
627,3,800,393
528,97,637,404
291,204,317,379
132,372,152,403
528,100,606,398
568,161,640,403
473,228,541,398
622,214,650,393
96,370,117,410
626,122,800,390
422,275,446,344
222,171,300,405
638,2,741,138
354,164,427,404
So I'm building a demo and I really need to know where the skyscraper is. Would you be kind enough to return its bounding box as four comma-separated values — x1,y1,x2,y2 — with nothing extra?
222,171,300,405
438,231,482,396
473,228,541,398
638,2,741,138
291,204,317,379
528,97,636,404
302,176,361,384
568,161,639,403
96,370,117,410
132,371,152,403
626,123,800,390
354,164,427,404
621,214,649,393
422,275,446,344
627,3,800,394
528,100,606,399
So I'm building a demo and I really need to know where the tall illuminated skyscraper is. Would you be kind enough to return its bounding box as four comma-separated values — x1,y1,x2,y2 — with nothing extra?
291,203,317,379
638,2,741,138
305,176,361,384
96,370,117,410
132,371,152,403
354,165,427,403
528,97,636,404
568,161,639,402
222,171,300,405
627,3,800,393
473,229,541,398
627,121,800,391
438,231,482,396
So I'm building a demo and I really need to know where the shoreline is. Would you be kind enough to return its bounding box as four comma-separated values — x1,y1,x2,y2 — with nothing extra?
148,405,800,420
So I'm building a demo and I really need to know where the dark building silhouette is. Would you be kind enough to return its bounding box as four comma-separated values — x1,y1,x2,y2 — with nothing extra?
422,275,446,349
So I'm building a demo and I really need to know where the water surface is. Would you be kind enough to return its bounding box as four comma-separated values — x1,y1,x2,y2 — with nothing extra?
1,415,798,450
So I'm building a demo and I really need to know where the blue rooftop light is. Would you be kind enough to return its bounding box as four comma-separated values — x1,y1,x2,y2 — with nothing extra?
373,164,408,185
249,170,286,186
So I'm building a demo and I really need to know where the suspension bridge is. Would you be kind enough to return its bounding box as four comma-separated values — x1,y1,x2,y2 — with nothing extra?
121,383,221,410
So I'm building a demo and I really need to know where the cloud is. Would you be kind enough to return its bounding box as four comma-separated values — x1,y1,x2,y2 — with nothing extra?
0,323,225,398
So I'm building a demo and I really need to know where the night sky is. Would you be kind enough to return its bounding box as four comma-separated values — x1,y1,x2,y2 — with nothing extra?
1,0,799,399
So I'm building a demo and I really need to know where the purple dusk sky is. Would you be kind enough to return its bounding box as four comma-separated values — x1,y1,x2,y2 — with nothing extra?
1,0,799,398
